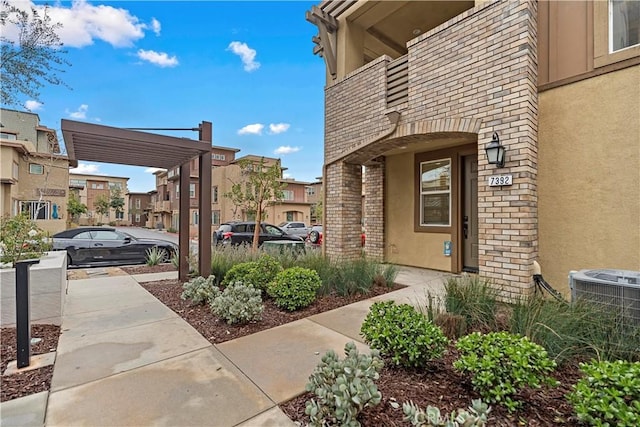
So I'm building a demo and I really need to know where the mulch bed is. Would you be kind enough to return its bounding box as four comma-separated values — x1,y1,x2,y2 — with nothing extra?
1,324,61,402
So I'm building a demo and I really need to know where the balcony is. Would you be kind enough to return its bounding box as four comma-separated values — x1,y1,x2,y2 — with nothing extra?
323,0,537,163
154,201,171,213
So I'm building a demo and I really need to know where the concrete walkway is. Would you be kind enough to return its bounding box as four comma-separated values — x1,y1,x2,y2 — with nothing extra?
1,266,450,427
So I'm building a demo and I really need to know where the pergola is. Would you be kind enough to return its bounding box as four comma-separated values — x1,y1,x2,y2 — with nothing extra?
61,119,213,281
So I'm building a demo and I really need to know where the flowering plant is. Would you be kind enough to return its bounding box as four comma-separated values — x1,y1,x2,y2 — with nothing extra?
0,214,52,266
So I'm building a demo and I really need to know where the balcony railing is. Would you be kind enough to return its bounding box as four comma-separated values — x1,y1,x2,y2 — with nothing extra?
386,54,408,108
154,201,171,212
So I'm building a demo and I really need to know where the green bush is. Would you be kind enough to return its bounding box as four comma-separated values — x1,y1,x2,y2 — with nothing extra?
210,282,263,324
211,244,261,285
305,341,383,427
0,214,52,266
510,295,640,364
267,267,321,311
444,275,499,333
403,399,490,427
568,360,640,426
360,301,449,368
181,275,220,305
221,255,282,293
453,331,558,412
569,360,640,427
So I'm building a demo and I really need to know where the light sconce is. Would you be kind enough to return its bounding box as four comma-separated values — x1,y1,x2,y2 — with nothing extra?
485,132,506,167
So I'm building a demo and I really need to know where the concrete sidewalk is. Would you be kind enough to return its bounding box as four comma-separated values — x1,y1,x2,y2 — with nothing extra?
1,266,449,427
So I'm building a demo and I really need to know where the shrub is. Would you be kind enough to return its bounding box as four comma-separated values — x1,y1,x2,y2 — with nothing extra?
305,341,383,427
267,267,321,311
221,255,282,293
211,244,260,285
403,399,490,427
444,275,499,333
171,248,198,276
0,214,52,266
332,258,379,295
568,360,640,426
210,282,263,325
360,301,449,368
510,295,640,364
145,246,164,266
181,275,220,305
453,331,558,412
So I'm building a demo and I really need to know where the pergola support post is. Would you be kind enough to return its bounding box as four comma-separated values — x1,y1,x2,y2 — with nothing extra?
179,162,190,281
198,121,212,278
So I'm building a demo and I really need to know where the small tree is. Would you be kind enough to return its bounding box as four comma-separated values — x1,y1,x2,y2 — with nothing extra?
224,157,286,250
94,194,110,224
67,191,87,224
0,1,70,107
109,187,125,223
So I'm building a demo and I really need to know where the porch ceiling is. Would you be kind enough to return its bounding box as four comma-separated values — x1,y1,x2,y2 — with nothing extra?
61,119,211,170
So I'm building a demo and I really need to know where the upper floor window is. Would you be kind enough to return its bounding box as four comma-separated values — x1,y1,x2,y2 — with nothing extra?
212,210,220,225
283,190,294,201
212,186,218,203
213,153,226,161
1,132,17,140
190,183,196,198
12,162,19,180
611,0,640,52
135,199,141,209
91,183,104,189
29,163,44,174
70,179,86,187
420,159,451,227
109,182,122,190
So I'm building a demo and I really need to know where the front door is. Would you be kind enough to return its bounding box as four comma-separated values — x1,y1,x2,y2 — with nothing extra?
462,155,478,272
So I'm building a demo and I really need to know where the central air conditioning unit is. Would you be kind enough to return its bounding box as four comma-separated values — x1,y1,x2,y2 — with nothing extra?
569,269,640,326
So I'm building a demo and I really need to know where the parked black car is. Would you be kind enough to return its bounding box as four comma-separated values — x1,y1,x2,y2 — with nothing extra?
219,222,304,246
52,227,177,267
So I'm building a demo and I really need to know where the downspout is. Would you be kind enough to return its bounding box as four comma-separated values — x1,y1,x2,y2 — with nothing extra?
321,110,402,258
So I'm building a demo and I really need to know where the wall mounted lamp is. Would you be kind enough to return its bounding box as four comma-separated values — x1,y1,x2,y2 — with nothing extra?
485,132,506,167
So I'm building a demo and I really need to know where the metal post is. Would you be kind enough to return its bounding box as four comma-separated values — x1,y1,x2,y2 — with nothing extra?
15,259,40,369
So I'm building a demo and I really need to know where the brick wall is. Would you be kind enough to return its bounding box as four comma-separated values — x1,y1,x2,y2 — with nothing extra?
364,160,384,260
325,162,362,259
324,0,538,296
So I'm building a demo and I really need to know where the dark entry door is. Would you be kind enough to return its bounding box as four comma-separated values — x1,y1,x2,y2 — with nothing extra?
463,155,479,272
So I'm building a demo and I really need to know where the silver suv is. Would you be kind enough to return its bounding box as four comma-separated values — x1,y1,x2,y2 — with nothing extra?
277,221,310,237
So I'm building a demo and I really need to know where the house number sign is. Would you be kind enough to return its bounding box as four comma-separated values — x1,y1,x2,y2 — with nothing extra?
487,174,513,187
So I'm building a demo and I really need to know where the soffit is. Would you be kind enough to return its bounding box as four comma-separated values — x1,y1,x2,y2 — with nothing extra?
61,119,211,170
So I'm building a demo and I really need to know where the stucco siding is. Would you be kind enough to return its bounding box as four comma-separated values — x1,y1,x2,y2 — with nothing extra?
538,65,640,294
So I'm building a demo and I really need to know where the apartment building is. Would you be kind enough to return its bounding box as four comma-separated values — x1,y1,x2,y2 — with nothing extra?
0,108,70,234
69,173,130,225
127,192,152,227
307,0,639,296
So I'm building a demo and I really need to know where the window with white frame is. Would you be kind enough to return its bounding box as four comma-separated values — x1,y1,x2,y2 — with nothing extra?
115,211,124,220
212,186,218,203
283,190,294,201
176,186,179,199
192,211,199,225
109,182,122,190
1,132,18,140
212,210,220,225
91,183,104,189
420,159,451,226
135,199,141,209
135,214,141,222
610,0,640,52
20,200,50,220
29,163,44,174
190,183,196,198
213,153,226,161
12,162,19,180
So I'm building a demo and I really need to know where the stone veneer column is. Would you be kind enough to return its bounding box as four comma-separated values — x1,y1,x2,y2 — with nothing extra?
325,161,363,260
364,160,384,261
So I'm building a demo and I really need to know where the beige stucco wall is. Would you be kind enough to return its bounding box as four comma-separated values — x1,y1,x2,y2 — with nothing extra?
385,153,453,271
538,65,640,295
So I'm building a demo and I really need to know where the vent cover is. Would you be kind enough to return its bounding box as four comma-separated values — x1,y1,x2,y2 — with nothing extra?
570,269,640,326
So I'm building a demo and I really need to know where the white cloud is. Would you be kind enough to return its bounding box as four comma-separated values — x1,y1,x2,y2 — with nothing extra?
227,41,260,72
68,104,89,119
269,123,290,134
283,172,292,179
274,146,301,155
238,123,264,135
24,100,43,111
70,163,100,174
145,167,166,174
137,49,178,67
150,18,161,36
3,1,160,48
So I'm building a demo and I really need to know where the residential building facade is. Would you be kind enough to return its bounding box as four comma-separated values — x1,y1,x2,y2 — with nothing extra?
0,108,70,234
127,192,152,227
307,0,639,296
69,173,130,225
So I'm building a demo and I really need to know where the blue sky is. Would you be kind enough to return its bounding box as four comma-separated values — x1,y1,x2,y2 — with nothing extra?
7,0,325,192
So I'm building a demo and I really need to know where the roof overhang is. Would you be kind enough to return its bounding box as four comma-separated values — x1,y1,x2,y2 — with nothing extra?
61,119,211,170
